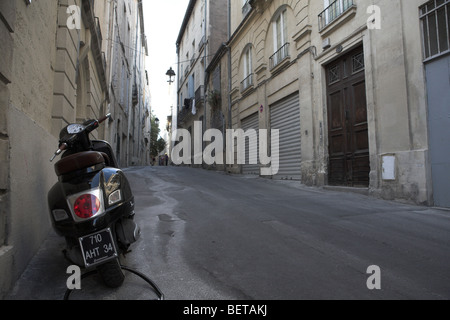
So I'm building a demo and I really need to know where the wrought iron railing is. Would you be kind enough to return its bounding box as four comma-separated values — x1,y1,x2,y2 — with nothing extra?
269,43,290,70
198,36,206,52
318,0,354,31
178,101,191,125
242,0,251,16
240,73,254,92
195,85,204,103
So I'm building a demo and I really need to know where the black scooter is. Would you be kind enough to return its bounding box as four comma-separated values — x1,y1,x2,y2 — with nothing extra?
48,114,140,288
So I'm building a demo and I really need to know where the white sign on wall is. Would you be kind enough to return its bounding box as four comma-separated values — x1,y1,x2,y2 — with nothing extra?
382,155,396,180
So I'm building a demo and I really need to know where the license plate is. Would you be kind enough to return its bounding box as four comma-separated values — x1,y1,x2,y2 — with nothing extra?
79,228,118,268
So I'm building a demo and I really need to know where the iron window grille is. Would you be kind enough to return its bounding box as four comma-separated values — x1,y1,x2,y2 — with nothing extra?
352,51,365,73
420,0,450,61
328,64,340,84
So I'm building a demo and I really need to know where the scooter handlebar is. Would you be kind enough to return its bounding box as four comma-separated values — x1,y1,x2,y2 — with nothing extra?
50,143,68,162
50,115,111,162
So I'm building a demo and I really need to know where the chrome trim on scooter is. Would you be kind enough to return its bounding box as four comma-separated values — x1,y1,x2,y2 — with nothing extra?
66,187,106,223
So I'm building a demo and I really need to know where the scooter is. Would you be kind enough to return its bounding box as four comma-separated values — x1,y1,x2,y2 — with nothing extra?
48,114,140,288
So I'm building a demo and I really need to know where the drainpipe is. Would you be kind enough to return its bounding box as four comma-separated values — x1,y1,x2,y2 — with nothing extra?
203,0,208,148
226,0,232,173
227,0,232,131
176,44,180,122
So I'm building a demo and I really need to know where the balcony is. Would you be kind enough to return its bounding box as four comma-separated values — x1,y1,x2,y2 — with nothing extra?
319,0,355,32
198,36,206,53
242,1,252,16
195,85,204,105
240,73,254,93
249,0,273,11
269,43,290,71
177,99,193,126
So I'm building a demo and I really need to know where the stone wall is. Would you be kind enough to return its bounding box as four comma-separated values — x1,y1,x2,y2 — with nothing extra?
0,0,58,298
0,0,111,298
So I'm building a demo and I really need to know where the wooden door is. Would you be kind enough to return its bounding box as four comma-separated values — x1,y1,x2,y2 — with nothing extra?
327,46,370,187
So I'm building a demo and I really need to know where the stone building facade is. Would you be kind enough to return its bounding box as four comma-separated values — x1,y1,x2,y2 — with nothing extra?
175,0,228,165
175,0,449,208
227,0,446,206
0,0,150,297
105,0,150,167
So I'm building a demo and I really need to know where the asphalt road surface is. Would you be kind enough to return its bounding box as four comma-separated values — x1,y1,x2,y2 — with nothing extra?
7,166,450,300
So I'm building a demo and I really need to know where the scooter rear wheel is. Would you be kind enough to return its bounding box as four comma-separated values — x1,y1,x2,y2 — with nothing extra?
97,258,125,288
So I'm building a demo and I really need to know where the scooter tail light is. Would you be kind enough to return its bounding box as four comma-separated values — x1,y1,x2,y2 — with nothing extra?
74,194,101,219
67,188,105,221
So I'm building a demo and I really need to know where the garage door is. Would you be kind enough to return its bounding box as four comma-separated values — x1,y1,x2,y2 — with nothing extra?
426,54,450,208
270,94,302,180
420,0,450,208
241,112,259,175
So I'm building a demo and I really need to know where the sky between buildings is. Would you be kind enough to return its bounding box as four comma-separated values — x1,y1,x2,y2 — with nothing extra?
143,0,189,139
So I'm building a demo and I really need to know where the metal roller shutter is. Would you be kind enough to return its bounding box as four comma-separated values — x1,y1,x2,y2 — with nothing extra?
270,94,302,180
426,55,450,208
241,112,259,175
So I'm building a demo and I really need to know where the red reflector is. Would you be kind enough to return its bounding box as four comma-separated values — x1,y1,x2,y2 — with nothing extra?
73,194,100,219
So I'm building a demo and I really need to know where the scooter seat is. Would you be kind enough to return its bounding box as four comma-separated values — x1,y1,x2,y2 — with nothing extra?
54,151,106,176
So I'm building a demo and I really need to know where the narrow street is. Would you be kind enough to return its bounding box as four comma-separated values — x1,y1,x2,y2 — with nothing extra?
7,166,450,300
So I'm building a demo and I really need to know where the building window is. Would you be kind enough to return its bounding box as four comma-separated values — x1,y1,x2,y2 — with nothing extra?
241,45,253,92
270,8,289,69
180,93,183,112
242,0,251,16
188,73,195,99
120,61,129,110
319,0,354,31
274,9,287,55
352,51,365,73
420,0,450,61
329,64,340,84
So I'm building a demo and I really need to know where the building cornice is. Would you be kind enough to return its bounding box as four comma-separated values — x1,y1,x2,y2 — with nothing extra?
176,0,197,48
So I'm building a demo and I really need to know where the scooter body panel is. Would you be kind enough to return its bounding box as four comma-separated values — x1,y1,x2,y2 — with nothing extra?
48,167,134,239
47,116,140,283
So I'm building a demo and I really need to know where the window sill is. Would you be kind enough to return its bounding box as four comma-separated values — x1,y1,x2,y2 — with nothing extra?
423,49,450,63
270,56,291,75
240,84,255,97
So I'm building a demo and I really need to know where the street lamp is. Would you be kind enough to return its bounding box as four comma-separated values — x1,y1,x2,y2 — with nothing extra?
166,67,176,84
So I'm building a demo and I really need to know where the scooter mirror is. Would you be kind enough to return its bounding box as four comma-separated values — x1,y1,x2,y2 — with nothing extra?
98,113,113,124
